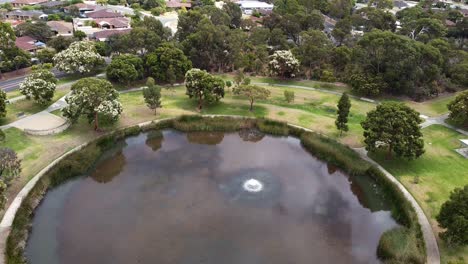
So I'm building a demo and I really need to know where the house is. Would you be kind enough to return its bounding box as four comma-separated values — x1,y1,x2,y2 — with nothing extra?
166,0,192,9
73,15,131,37
64,3,98,16
15,36,45,53
93,28,131,41
47,21,73,36
10,0,47,8
5,10,48,20
40,1,67,12
461,9,468,18
84,9,124,19
236,1,274,15
445,19,456,27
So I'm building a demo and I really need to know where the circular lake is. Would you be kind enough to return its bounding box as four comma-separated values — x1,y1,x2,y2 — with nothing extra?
25,130,398,264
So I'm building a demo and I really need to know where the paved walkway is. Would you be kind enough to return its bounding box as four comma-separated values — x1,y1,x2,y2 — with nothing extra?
421,114,468,136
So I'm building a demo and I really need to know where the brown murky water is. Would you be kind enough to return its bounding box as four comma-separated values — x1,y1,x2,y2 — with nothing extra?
26,130,398,264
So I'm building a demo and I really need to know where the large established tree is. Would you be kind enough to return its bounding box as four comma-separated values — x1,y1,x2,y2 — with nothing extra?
106,54,144,84
0,21,16,48
62,78,122,131
19,69,58,105
268,50,300,78
361,102,424,159
15,21,53,42
335,92,351,136
46,36,74,52
223,2,242,28
185,68,225,111
53,41,104,74
436,185,468,245
447,90,468,127
142,77,162,114
0,90,6,118
294,29,333,77
145,43,192,83
234,84,271,111
0,147,21,185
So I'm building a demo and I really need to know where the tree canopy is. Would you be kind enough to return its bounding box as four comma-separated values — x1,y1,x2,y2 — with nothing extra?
234,84,271,111
53,41,104,74
447,91,468,127
361,102,424,159
436,185,468,245
146,43,192,83
19,69,57,105
185,68,225,110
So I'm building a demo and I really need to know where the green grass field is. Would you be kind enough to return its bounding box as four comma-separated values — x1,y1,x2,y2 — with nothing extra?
370,125,468,263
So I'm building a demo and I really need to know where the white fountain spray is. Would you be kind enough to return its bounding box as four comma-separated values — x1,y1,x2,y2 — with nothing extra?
243,178,264,193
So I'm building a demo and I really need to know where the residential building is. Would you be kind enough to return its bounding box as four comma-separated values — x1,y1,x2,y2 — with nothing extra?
235,1,274,15
93,28,131,41
84,9,125,19
5,10,48,20
63,3,98,16
10,0,47,8
15,36,45,53
166,0,192,9
47,21,74,36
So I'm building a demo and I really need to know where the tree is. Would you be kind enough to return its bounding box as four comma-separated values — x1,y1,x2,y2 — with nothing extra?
447,90,468,127
234,84,270,111
36,48,56,64
62,78,123,131
0,90,6,118
47,36,74,52
15,21,53,42
233,70,245,87
106,54,143,84
73,30,87,40
335,92,351,135
361,102,424,159
19,69,57,105
0,21,16,48
145,43,192,83
223,2,242,28
268,50,300,78
142,77,162,114
53,41,104,74
436,185,468,245
185,68,225,111
0,147,21,185
294,30,332,77
284,90,294,103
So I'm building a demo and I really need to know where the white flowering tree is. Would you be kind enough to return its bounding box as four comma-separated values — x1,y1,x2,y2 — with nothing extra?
185,68,225,111
62,78,122,131
268,50,300,78
19,69,57,105
53,41,104,74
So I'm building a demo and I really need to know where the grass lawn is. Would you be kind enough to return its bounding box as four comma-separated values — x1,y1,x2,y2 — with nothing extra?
403,93,459,117
370,125,468,263
5,90,22,99
0,88,70,125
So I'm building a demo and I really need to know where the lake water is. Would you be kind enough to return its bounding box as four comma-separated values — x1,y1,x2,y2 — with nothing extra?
25,130,398,264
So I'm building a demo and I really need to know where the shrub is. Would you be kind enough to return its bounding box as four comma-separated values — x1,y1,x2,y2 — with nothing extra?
256,119,289,136
284,90,295,103
377,227,425,263
436,185,468,245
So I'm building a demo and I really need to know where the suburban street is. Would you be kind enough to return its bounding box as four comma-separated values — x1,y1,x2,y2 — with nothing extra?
0,69,66,92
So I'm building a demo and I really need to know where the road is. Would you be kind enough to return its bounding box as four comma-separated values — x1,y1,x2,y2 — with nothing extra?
0,69,67,92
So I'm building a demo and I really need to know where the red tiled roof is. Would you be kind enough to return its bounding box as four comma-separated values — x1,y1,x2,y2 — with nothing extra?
85,9,124,18
15,36,37,51
94,17,130,28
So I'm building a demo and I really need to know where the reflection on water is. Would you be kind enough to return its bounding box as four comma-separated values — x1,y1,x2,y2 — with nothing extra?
26,130,398,264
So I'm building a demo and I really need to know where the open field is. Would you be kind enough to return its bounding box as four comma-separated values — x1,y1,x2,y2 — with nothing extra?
370,125,468,263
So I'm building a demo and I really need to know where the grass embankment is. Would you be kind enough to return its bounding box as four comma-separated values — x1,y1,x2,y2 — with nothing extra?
5,116,425,264
371,125,468,263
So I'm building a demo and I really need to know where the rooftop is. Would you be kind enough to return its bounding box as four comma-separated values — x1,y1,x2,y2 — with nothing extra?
93,28,131,40
85,9,124,19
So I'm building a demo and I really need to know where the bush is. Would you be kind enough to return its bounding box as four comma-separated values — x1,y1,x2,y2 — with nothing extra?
377,227,425,263
173,115,249,132
256,119,289,135
436,185,468,245
284,90,295,103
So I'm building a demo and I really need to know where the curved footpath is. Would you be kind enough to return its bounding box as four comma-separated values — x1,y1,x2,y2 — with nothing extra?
0,117,440,264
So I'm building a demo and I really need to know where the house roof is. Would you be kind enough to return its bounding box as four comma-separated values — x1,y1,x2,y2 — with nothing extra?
15,36,37,51
64,3,97,10
47,21,73,33
11,0,47,4
94,17,130,28
40,1,66,7
166,0,192,8
6,10,46,17
85,9,124,18
92,28,131,40
445,19,456,26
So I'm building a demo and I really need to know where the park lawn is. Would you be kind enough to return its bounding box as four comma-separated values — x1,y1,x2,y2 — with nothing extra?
370,125,468,263
218,74,350,93
5,90,22,99
404,93,459,117
0,88,70,125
